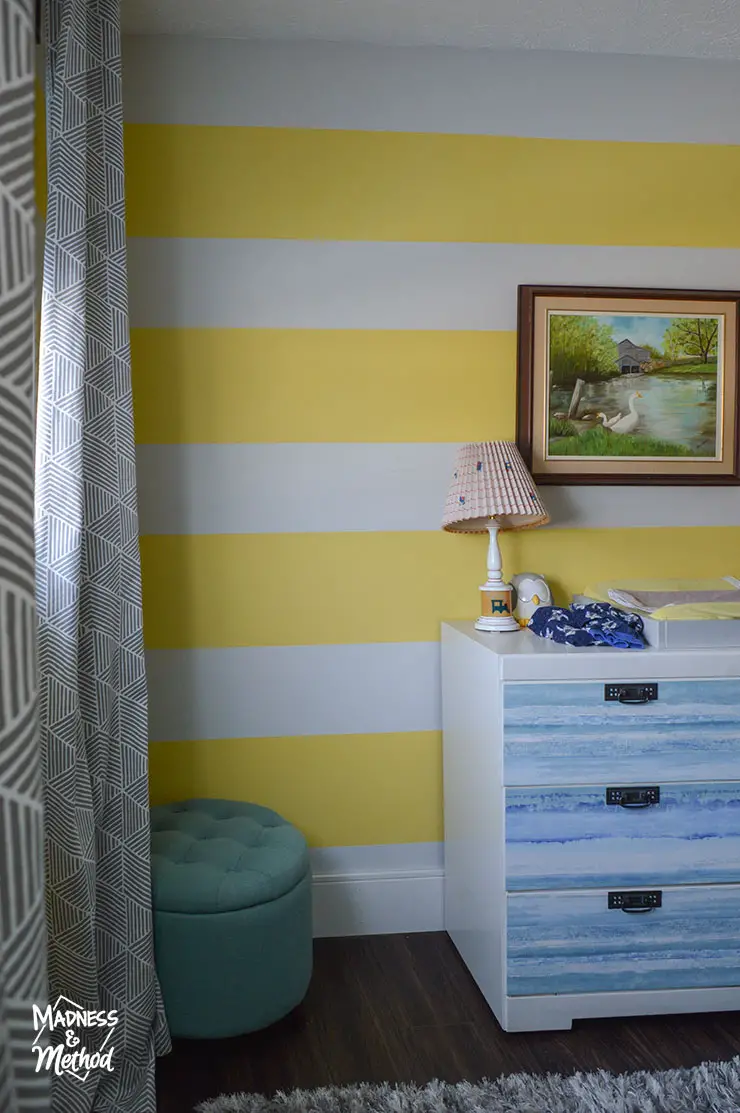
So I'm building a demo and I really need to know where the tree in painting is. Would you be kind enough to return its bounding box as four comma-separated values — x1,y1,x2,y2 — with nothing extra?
549,315,618,387
663,317,718,364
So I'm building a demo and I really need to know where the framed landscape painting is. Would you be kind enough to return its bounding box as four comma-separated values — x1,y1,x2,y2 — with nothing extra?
517,285,740,485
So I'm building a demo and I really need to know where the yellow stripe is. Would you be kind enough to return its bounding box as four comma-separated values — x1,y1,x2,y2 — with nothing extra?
131,329,516,444
124,125,740,246
506,525,740,607
141,531,482,648
149,731,442,848
140,526,740,649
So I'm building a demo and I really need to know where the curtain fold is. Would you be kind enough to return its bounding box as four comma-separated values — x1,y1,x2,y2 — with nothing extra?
0,1,48,1110
35,1,170,1110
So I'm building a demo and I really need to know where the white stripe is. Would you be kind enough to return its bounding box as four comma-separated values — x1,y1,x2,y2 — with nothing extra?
135,442,740,534
146,641,441,741
122,37,740,144
310,841,443,880
311,841,444,936
135,443,457,534
541,486,740,530
127,239,740,330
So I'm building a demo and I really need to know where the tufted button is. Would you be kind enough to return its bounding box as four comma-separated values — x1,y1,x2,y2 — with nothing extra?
149,798,309,915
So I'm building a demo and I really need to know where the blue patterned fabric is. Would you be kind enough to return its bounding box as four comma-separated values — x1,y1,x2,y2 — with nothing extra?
528,602,645,649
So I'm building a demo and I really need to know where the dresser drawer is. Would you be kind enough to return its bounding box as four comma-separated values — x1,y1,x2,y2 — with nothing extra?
507,885,740,997
504,679,740,786
505,782,740,890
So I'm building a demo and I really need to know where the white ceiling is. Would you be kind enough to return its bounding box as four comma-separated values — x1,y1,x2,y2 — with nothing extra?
121,0,740,60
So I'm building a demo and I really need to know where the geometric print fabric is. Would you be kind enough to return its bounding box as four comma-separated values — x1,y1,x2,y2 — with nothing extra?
35,2,170,1110
0,1,48,1110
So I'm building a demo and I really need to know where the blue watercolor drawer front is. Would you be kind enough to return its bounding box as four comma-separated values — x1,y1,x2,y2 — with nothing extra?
503,679,740,786
507,886,740,997
505,783,740,890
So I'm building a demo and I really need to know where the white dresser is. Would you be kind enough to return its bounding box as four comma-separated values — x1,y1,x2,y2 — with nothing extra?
441,621,740,1032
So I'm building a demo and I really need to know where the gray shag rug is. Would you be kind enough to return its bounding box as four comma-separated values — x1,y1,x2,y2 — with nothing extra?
195,1057,740,1113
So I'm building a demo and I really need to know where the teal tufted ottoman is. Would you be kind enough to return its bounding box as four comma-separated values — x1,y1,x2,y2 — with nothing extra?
150,798,313,1039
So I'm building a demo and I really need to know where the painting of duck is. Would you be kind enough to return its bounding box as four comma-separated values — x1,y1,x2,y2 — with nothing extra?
597,391,642,435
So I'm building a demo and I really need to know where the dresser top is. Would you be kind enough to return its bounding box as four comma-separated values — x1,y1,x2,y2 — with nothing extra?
443,621,659,657
441,621,740,681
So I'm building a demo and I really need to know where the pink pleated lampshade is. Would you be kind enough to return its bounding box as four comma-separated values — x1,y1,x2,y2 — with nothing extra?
442,442,549,532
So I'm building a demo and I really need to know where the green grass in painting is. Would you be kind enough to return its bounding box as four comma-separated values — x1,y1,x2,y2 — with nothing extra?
549,427,696,458
548,416,577,438
649,360,718,376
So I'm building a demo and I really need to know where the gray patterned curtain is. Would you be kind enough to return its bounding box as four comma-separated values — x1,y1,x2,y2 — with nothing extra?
0,2,48,1110
35,1,170,1111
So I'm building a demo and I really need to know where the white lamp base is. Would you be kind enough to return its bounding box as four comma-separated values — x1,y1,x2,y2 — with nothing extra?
475,524,520,632
475,614,520,633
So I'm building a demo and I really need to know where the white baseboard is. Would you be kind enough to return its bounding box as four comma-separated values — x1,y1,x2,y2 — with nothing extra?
310,842,444,937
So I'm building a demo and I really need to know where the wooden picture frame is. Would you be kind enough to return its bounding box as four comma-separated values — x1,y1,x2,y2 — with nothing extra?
516,285,740,486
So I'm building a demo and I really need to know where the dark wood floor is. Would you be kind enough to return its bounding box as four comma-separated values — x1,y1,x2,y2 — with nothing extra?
156,932,740,1112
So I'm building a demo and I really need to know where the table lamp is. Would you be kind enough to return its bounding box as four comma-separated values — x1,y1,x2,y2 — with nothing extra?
442,442,549,632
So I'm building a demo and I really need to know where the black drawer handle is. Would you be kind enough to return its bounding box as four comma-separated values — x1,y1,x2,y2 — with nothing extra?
606,786,660,809
604,683,658,704
609,890,662,913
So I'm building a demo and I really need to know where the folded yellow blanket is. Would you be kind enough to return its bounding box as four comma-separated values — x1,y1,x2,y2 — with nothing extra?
583,579,740,620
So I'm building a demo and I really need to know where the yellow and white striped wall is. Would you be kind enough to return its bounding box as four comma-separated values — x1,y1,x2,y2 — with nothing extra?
121,36,740,935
